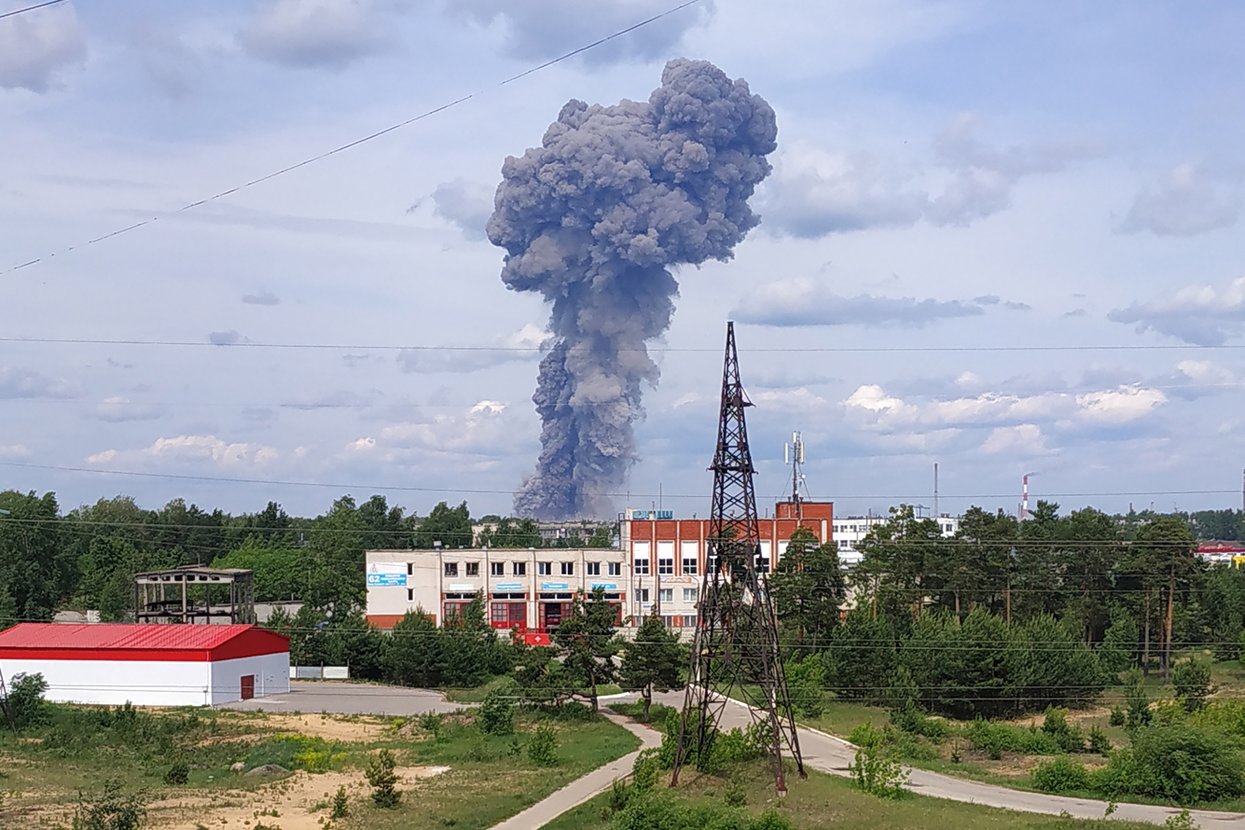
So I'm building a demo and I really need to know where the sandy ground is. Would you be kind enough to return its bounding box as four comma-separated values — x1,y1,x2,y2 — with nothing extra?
256,712,392,743
147,765,449,830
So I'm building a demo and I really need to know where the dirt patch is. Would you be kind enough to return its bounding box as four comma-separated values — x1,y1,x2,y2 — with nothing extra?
147,766,449,830
253,713,391,743
1007,706,1112,729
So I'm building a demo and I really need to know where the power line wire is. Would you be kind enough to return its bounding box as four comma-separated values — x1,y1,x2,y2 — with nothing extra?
1,0,706,276
0,0,63,21
2,335,1242,353
0,460,1238,501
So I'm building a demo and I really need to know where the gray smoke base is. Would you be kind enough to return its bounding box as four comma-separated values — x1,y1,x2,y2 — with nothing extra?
487,58,777,520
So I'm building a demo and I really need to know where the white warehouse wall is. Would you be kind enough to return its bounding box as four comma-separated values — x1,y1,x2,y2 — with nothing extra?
208,653,289,705
0,658,211,707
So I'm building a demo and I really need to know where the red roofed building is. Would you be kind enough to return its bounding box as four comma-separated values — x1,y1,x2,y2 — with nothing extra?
0,623,289,707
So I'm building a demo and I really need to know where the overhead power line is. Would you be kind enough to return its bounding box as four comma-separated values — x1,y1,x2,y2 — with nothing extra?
1,335,1241,354
0,0,64,21
0,460,1239,501
0,0,706,276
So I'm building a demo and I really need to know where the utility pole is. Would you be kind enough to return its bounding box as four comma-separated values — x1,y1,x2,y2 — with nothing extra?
672,322,804,795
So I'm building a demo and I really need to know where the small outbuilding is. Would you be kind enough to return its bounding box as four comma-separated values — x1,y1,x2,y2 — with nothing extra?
0,623,289,707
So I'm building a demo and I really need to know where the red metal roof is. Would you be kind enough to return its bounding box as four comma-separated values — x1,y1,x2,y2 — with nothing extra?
0,623,288,662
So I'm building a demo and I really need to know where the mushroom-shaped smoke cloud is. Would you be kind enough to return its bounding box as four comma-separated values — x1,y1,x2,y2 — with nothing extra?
487,58,777,519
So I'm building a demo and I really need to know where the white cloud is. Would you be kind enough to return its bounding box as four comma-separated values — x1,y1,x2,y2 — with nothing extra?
242,290,281,306
0,367,80,399
0,2,85,92
979,424,1047,456
420,178,495,240
240,0,389,69
397,324,549,373
95,397,167,423
0,444,31,460
734,278,986,328
1120,163,1241,237
1109,276,1245,346
1074,387,1167,425
208,330,244,346
347,399,520,466
87,435,281,469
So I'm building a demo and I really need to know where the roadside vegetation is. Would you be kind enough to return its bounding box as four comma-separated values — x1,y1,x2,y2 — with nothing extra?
0,674,637,830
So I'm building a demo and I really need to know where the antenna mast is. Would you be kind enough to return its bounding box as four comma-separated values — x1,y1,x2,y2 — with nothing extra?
784,431,806,520
672,322,805,794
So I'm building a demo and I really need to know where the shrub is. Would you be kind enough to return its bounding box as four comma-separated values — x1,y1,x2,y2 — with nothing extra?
7,672,49,730
71,780,145,830
527,725,560,767
709,724,768,769
1041,707,1084,752
330,785,348,819
785,657,826,718
848,744,908,798
608,778,633,814
848,722,883,750
478,687,515,735
963,719,1059,759
1108,707,1126,727
1191,699,1245,737
632,749,660,792
163,760,190,785
1173,660,1214,713
1032,757,1092,793
1087,725,1111,755
890,704,948,741
365,749,400,808
1095,725,1245,804
723,776,747,807
1124,670,1151,729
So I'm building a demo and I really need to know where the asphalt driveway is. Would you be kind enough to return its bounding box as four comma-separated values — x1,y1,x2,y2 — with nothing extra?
222,680,467,716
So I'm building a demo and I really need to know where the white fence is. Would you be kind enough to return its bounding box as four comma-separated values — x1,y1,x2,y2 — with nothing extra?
289,666,350,680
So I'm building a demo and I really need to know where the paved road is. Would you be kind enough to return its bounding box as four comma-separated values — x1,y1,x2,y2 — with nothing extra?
221,680,467,716
644,691,1245,829
492,711,661,830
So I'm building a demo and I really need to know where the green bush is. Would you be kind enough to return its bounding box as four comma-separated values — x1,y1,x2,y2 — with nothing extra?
7,673,49,730
632,748,660,792
848,744,908,799
1108,707,1126,727
1032,757,1092,793
848,722,883,749
1087,725,1111,755
1124,670,1151,729
1173,660,1214,713
1095,725,1245,804
71,779,145,830
478,686,515,735
889,704,948,741
610,790,793,830
1190,699,1245,737
527,725,560,767
330,785,348,819
1041,707,1084,752
163,759,190,785
365,749,400,808
963,719,1059,759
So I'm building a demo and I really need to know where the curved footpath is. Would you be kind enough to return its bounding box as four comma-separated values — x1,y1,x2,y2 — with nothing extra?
645,689,1245,829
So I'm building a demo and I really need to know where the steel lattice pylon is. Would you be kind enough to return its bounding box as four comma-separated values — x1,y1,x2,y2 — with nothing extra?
671,321,805,794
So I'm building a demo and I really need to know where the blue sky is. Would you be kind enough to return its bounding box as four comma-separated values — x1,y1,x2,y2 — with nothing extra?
1,0,1243,520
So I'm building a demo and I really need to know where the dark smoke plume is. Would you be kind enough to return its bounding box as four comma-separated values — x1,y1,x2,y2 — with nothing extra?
487,58,777,519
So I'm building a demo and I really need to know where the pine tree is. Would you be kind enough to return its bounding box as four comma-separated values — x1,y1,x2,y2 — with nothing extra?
619,612,684,720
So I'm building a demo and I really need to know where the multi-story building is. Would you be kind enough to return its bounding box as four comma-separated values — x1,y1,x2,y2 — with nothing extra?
620,500,833,629
365,499,835,636
831,512,962,565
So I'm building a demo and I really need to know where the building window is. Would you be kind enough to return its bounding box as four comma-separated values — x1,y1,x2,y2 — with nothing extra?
560,562,574,576
634,556,650,575
407,588,414,602
755,554,770,573
682,555,697,575
466,562,479,576
662,615,676,628
607,562,621,576
683,587,698,603
491,562,505,576
839,539,849,549
406,562,413,576
658,557,673,575
444,562,458,577
659,588,673,605
586,562,601,576
513,561,527,576
637,588,650,603
538,561,552,576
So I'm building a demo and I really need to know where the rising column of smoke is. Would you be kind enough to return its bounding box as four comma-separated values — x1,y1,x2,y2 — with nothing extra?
487,58,777,520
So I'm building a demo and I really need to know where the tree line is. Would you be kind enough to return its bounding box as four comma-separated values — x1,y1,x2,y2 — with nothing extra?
0,490,610,622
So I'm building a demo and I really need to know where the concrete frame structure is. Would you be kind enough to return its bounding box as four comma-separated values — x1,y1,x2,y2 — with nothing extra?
0,623,289,706
134,565,256,625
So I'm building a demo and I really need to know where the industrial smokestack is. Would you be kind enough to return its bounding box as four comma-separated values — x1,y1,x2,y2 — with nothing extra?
1021,472,1036,520
487,59,778,519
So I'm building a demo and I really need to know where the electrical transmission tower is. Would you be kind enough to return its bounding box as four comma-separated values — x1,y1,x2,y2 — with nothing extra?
671,321,805,794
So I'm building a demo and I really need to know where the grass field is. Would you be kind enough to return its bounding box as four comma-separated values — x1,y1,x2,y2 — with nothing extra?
0,700,638,830
443,675,623,703
539,760,1159,830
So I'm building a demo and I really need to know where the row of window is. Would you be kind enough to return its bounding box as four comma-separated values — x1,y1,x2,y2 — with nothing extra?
634,587,698,604
441,561,623,578
634,556,700,576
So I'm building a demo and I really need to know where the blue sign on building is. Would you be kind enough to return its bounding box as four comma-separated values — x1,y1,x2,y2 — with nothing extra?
366,573,407,587
540,582,570,591
494,582,523,591
590,582,618,591
631,509,673,520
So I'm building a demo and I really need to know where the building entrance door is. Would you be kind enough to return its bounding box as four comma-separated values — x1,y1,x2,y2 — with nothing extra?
240,674,255,700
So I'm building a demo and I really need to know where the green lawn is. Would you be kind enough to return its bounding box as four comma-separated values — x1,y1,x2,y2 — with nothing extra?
540,761,1158,830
